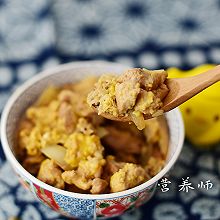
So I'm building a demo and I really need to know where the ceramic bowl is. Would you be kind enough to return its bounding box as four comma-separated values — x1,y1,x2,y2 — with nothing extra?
1,61,184,219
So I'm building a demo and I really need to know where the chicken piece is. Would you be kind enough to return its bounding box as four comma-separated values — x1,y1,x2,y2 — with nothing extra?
115,152,138,164
58,83,95,117
18,119,34,160
110,163,148,192
19,119,33,132
62,170,92,190
65,184,90,194
104,156,125,174
62,157,105,191
103,125,143,154
144,116,169,157
114,68,168,115
102,156,125,182
90,178,108,194
58,90,74,103
145,157,165,177
87,68,169,130
58,89,93,117
115,80,140,114
117,68,143,84
77,156,105,179
115,69,142,114
37,159,65,189
75,96,94,117
64,91,94,117
140,69,168,90
140,144,152,167
22,153,45,175
157,116,169,157
75,118,95,136
141,117,168,175
144,118,161,144
153,84,169,100
59,102,77,134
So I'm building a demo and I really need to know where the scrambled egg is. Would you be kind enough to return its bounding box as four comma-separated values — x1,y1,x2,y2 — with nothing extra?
64,132,105,169
87,74,118,117
18,76,169,194
110,163,148,193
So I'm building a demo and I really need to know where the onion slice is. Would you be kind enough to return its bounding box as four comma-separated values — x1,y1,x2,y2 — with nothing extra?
130,111,145,130
36,86,59,106
96,126,109,138
41,145,72,171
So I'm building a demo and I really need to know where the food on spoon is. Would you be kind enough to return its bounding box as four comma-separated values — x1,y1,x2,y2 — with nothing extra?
17,75,169,194
87,68,169,129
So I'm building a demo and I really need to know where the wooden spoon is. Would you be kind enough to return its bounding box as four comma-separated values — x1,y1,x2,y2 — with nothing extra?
162,64,220,112
93,65,220,122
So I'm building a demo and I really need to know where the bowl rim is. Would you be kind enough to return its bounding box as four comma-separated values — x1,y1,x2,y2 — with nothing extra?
0,60,185,200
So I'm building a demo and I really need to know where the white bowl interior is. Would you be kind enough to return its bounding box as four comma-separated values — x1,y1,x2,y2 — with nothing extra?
1,61,184,199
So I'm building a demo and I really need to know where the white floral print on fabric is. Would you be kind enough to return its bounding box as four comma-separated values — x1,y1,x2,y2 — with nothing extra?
191,171,220,197
153,0,220,45
0,66,13,87
21,205,42,220
120,208,142,220
197,154,215,170
191,198,220,220
0,195,19,220
0,161,63,219
0,0,55,62
153,203,187,220
0,162,19,187
0,91,11,112
52,0,220,56
16,63,38,82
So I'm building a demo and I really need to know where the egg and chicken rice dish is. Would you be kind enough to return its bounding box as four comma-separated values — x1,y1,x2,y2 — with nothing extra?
87,68,169,130
17,73,169,194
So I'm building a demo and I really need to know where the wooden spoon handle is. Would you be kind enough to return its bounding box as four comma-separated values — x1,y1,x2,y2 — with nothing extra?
162,65,220,112
189,64,220,84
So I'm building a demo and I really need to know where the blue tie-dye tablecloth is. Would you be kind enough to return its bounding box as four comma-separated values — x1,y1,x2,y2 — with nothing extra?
0,1,220,219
